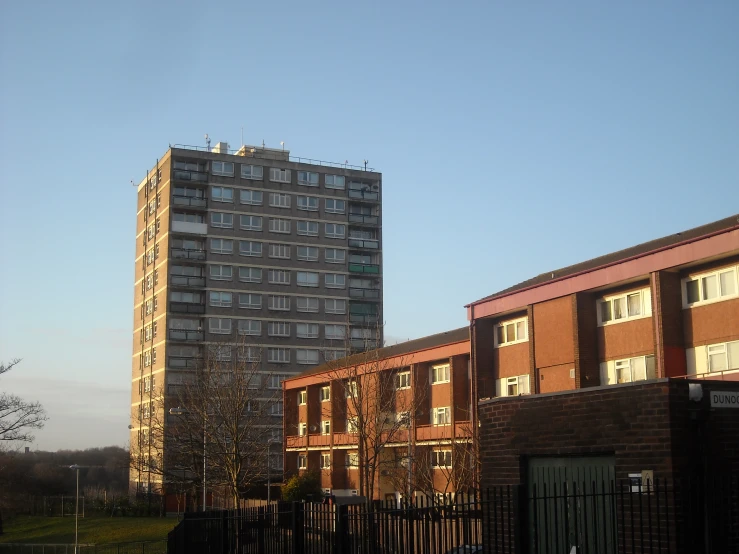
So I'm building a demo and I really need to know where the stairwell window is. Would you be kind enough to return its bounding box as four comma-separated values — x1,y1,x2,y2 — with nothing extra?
396,371,411,390
320,452,331,468
494,316,528,347
298,454,307,469
683,266,738,308
298,391,307,405
321,421,330,435
431,450,452,469
320,386,331,402
598,287,652,326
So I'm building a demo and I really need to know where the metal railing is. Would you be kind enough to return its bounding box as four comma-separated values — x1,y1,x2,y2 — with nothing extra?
348,239,379,250
348,263,380,274
170,248,206,261
0,541,166,554
169,302,206,314
172,196,207,208
348,288,381,300
348,214,379,225
172,169,208,182
168,330,204,341
169,276,206,287
348,190,379,201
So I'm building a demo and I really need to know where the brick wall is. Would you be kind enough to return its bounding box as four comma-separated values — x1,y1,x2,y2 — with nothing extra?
652,270,687,378
574,292,599,388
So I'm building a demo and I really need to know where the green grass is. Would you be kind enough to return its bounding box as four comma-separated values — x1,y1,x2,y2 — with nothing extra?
0,515,177,545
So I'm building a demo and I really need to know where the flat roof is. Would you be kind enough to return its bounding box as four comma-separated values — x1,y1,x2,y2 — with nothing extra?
284,326,470,383
468,214,739,308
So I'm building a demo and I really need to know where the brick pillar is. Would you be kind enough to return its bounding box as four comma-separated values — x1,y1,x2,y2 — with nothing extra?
573,292,599,387
471,318,495,400
651,271,686,378
527,305,537,393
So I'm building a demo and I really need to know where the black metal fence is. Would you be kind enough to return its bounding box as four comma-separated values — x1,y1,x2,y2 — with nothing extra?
0,541,167,554
167,477,739,554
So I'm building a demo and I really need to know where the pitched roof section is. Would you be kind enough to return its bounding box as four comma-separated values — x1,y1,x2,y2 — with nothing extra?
285,326,470,382
469,214,739,306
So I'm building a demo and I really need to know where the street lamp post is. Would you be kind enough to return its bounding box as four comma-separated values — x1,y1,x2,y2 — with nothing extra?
69,465,82,554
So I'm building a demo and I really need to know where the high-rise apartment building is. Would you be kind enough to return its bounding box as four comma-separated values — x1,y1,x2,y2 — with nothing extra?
130,142,382,496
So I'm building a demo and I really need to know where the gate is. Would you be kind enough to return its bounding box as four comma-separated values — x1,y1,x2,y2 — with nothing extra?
528,456,616,554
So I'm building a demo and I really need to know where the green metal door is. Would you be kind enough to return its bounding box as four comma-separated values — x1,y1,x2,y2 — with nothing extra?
527,456,616,554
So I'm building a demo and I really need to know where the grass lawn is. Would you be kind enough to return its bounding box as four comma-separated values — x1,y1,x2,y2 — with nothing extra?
0,515,178,544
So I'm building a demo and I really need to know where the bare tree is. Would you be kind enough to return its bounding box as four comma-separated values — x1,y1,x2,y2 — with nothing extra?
0,359,47,447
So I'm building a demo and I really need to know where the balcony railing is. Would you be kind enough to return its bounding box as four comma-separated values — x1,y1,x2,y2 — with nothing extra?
332,433,359,446
348,239,379,250
674,369,739,381
348,214,379,225
173,169,208,182
171,220,208,235
168,330,204,341
286,435,307,449
168,357,201,369
349,314,378,325
349,288,380,300
170,275,206,288
348,189,379,201
351,338,378,350
415,421,472,441
172,195,207,209
348,263,380,274
170,302,206,314
171,248,206,261
309,434,331,447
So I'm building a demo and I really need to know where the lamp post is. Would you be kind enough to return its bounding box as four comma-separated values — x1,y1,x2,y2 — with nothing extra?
266,439,281,505
68,465,83,554
170,407,207,511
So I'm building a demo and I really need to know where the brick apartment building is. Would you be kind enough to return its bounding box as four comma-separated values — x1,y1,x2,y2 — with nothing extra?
130,141,383,497
282,327,471,501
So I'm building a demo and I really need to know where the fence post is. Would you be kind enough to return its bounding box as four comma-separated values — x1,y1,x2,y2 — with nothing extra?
291,502,304,554
335,504,349,554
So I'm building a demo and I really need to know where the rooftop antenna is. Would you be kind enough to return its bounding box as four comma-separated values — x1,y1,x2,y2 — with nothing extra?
364,159,368,171
205,134,211,152
280,141,285,151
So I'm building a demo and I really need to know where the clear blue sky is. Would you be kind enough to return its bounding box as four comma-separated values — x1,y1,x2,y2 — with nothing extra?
1,1,737,450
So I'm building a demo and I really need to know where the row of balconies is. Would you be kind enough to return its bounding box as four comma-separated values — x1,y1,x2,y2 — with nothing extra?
286,422,471,449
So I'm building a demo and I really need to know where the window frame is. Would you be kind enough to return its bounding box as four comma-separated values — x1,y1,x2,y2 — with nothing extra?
240,189,263,206
431,363,450,385
211,212,234,229
210,265,233,281
241,164,263,180
239,240,263,257
296,297,320,313
682,265,739,308
240,214,263,231
320,386,331,402
494,316,529,348
211,161,234,177
269,218,291,234
325,174,345,190
237,319,262,336
269,192,291,209
297,271,320,288
325,248,346,264
325,273,346,289
297,246,319,262
325,223,346,239
238,267,262,284
298,391,307,405
268,295,291,311
211,186,234,202
297,195,319,212
325,198,346,214
268,269,291,285
297,322,320,338
269,168,291,183
209,291,233,307
210,238,233,255
325,298,346,314
297,171,319,187
269,244,291,260
396,371,411,390
597,287,652,326
267,347,290,364
209,318,232,335
297,220,319,236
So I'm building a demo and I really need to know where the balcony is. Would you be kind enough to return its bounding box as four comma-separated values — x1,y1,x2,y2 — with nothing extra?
332,433,359,446
348,214,379,225
348,263,380,275
415,422,472,442
349,314,378,325
309,434,331,447
173,169,207,183
172,195,207,209
286,435,307,449
350,338,378,350
168,357,201,369
168,330,204,342
171,248,206,261
348,238,379,250
348,189,379,202
349,288,380,300
170,302,206,314
170,275,206,288
172,220,207,235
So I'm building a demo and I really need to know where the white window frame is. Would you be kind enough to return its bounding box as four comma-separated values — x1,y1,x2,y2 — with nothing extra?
297,322,320,338
325,248,346,264
431,450,452,469
325,274,346,289
269,192,291,209
209,318,232,335
241,164,263,180
297,196,319,211
269,168,291,183
321,421,331,435
269,218,291,234
268,321,291,337
297,171,319,186
325,298,346,314
325,324,345,341
297,349,320,365
297,221,319,236
347,416,358,434
240,189,263,206
325,174,345,189
325,223,346,239
298,454,307,469
210,265,233,281
237,319,261,336
346,452,359,468
396,371,411,390
268,269,291,285
298,391,307,405
211,186,234,202
432,407,451,426
320,453,331,469
494,316,529,348
268,348,290,364
211,161,234,177
297,246,319,262
297,271,320,288
240,214,263,231
597,287,652,326
238,267,262,284
239,241,263,257
210,238,233,255
296,297,320,313
320,386,331,402
706,340,739,373
682,265,739,308
269,244,291,260
239,293,263,309
268,295,291,311
431,363,450,384
209,291,233,307
211,212,234,229
325,198,346,214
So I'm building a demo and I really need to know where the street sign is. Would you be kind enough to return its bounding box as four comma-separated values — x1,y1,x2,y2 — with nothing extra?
710,390,739,408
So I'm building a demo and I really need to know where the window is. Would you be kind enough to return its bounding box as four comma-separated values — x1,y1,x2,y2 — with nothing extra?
297,221,319,236
209,291,232,307
496,374,532,396
211,212,234,229
212,161,234,177
266,375,286,389
211,186,234,202
268,348,290,363
269,218,291,234
321,421,330,435
431,450,452,469
269,192,291,208
210,265,233,281
707,341,739,373
209,318,232,335
298,391,307,405
298,454,307,469
214,345,231,361
494,317,528,347
325,198,345,213
240,215,263,231
325,248,346,264
297,196,319,211
683,266,738,307
320,386,331,402
346,452,359,468
241,164,263,180
268,269,291,285
297,322,319,338
325,274,346,289
396,371,411,390
269,295,291,311
396,411,410,428
297,171,319,186
237,319,261,336
325,298,346,314
269,168,291,183
325,324,345,340
296,297,319,313
238,346,260,363
297,271,319,287
320,452,331,468
297,349,320,365
297,246,319,262
269,244,291,259
598,288,652,325
171,291,202,304
240,189,263,205
431,363,450,384
347,416,358,433
239,267,262,283
325,174,345,189
268,321,290,337
325,223,346,239
601,356,656,385
432,407,451,426
210,238,233,255
346,381,358,398
238,241,262,257
172,213,203,224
